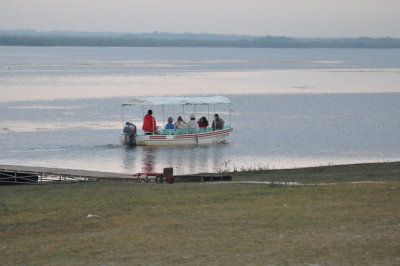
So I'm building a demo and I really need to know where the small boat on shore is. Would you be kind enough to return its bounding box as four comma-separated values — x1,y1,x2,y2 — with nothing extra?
119,96,233,146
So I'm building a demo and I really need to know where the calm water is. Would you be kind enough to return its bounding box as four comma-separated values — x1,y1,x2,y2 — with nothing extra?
1,47,400,174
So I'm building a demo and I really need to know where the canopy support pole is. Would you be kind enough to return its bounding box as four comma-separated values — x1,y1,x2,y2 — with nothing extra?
229,103,232,126
121,106,125,127
207,105,210,125
162,105,165,128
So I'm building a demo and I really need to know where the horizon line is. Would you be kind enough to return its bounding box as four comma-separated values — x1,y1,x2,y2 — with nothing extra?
0,28,398,40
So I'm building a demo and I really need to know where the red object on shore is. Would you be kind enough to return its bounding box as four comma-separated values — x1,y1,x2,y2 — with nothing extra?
133,167,174,183
163,167,174,183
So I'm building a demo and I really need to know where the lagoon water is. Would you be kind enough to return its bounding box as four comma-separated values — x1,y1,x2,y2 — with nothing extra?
1,47,400,174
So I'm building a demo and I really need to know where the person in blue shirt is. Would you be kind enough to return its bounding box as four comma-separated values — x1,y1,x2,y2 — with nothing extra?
165,117,175,129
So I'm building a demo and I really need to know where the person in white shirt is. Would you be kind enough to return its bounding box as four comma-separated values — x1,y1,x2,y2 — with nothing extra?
188,114,199,133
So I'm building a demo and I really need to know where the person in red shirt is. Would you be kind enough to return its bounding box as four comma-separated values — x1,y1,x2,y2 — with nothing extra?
142,109,157,134
197,116,209,128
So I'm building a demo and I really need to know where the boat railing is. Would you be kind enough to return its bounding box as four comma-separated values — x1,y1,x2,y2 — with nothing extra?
162,128,204,135
161,126,231,135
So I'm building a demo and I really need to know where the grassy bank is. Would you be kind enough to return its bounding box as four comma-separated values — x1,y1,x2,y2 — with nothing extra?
1,162,399,265
231,161,400,184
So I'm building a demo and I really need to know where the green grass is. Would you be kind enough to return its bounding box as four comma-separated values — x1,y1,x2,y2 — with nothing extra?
1,162,400,265
231,161,400,184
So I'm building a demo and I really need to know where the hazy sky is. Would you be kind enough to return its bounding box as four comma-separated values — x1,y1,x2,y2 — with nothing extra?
1,0,399,37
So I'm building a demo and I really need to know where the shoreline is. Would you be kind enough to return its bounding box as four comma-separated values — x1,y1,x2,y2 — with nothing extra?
1,160,399,184
230,160,400,184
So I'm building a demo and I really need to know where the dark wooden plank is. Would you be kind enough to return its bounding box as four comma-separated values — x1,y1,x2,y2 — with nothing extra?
0,165,232,183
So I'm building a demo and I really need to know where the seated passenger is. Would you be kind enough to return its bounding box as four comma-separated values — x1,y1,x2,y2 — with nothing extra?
165,117,175,129
188,114,199,133
212,113,225,130
175,116,188,129
142,109,157,134
198,116,209,129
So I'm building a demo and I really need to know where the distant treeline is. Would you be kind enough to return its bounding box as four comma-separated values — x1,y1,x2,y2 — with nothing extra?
1,30,399,48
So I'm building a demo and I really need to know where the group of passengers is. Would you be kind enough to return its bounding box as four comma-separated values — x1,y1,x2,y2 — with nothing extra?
142,109,224,134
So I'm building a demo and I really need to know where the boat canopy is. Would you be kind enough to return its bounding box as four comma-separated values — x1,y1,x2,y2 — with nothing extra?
122,96,231,106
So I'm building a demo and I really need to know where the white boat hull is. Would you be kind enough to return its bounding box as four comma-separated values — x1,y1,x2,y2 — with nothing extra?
120,127,233,146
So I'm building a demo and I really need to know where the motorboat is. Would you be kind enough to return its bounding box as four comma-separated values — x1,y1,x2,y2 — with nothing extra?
119,96,233,146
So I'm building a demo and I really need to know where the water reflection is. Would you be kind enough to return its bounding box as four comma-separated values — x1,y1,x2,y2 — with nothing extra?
142,146,157,172
119,144,232,175
122,146,137,172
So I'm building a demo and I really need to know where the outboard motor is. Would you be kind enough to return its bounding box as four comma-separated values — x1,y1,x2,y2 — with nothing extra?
123,122,137,145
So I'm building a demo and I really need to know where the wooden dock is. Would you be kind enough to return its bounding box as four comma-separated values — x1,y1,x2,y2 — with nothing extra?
0,164,232,184
0,164,133,184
